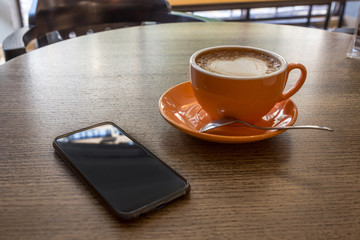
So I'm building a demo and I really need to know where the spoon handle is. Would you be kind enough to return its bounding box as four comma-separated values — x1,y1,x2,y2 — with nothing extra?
200,119,334,133
238,121,334,132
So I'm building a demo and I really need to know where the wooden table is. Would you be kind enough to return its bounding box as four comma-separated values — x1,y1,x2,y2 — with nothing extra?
0,22,359,239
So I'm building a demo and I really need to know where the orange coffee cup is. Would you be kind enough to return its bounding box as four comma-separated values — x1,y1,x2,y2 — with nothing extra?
190,46,307,123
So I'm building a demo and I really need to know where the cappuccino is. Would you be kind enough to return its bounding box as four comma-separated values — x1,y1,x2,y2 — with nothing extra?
195,48,282,77
190,46,306,123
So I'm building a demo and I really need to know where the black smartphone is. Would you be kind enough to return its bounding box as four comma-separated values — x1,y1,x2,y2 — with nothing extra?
53,122,190,220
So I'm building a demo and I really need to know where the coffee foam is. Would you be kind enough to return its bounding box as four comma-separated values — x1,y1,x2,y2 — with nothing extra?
196,48,282,77
206,57,269,77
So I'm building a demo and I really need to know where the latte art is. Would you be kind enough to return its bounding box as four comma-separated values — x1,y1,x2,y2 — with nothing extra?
195,48,282,77
206,57,269,77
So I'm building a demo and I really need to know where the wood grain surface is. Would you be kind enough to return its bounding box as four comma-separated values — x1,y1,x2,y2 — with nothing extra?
0,22,359,239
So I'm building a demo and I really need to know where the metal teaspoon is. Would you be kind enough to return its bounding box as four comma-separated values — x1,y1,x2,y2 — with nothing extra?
199,117,334,133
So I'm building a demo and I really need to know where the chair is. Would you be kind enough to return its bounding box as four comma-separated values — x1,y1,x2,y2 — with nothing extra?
2,0,215,61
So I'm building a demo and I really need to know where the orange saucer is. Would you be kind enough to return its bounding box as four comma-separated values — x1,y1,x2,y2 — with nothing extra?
159,82,298,143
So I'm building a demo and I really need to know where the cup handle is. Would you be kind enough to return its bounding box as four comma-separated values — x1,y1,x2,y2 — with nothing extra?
278,63,307,102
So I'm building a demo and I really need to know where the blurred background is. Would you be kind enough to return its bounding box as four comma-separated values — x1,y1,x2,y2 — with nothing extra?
1,0,360,43
1,0,360,64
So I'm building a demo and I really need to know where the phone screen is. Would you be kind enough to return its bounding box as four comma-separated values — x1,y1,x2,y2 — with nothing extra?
53,122,189,219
